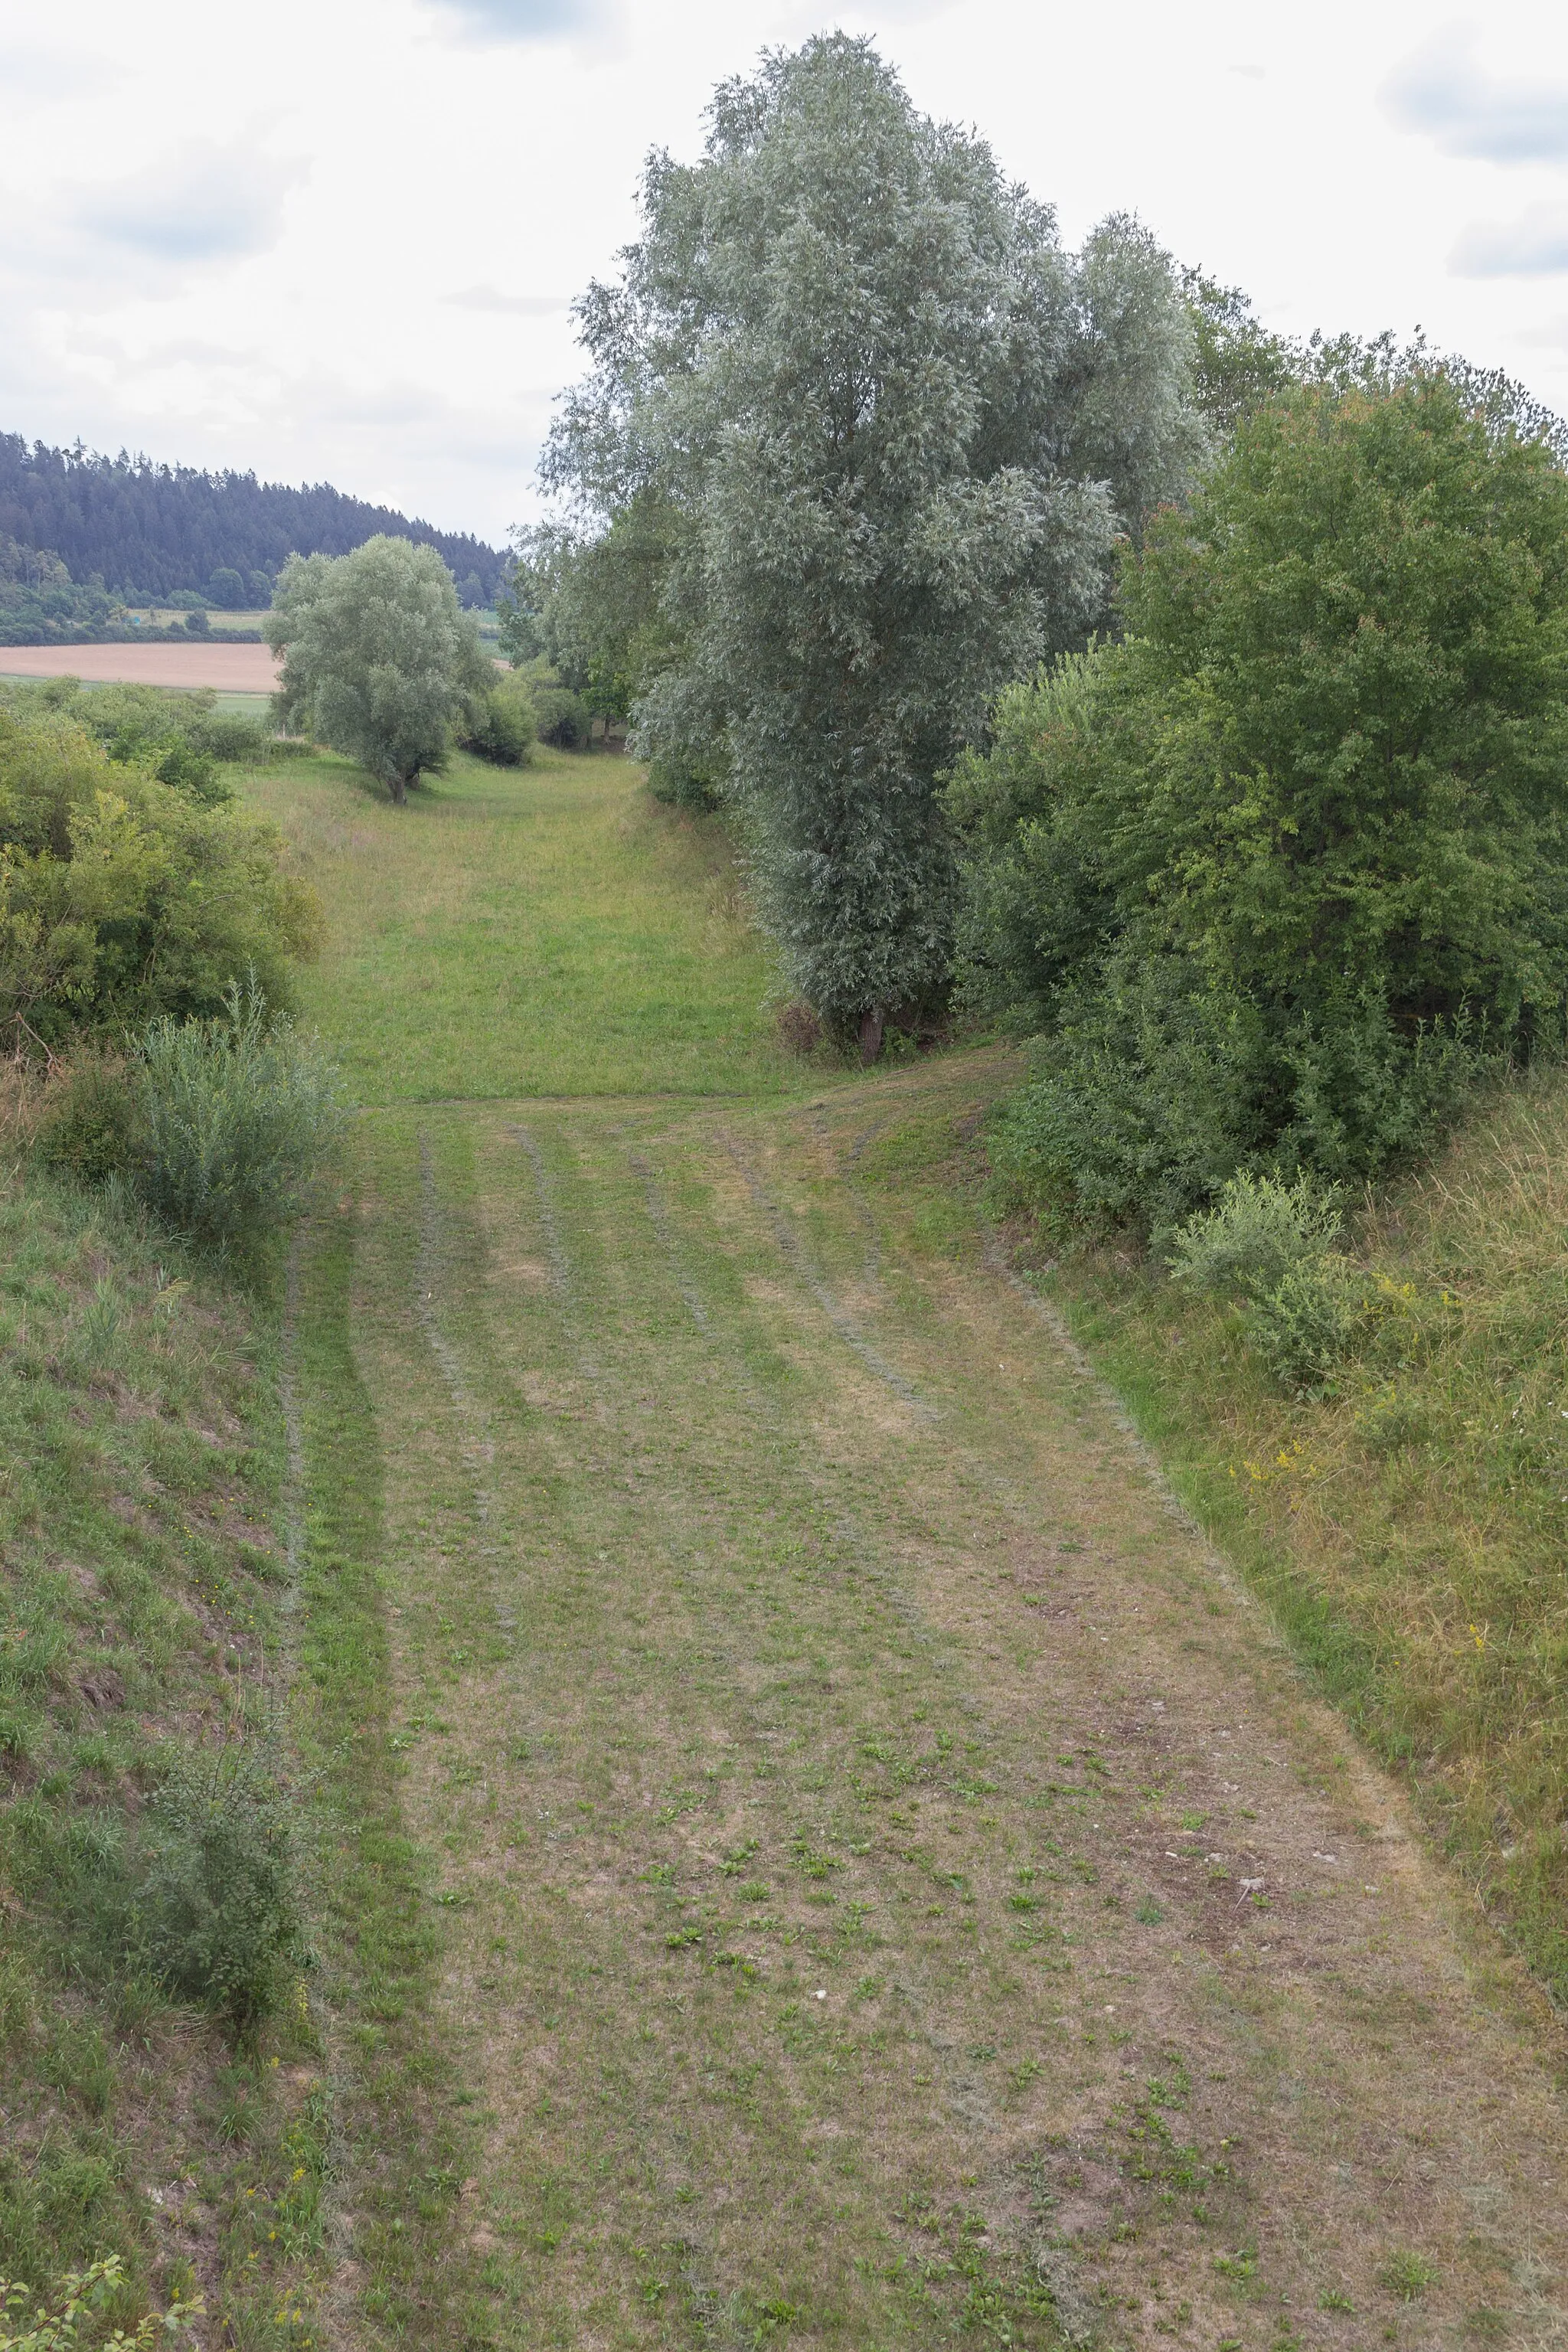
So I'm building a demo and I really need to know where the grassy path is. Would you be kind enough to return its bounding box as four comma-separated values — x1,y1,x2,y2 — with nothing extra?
264,758,1568,2350
242,747,799,1103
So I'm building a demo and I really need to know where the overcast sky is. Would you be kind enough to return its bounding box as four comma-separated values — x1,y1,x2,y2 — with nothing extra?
2,0,1566,548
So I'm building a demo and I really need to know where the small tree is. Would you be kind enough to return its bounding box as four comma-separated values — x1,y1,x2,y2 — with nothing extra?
546,36,1206,1049
267,536,489,803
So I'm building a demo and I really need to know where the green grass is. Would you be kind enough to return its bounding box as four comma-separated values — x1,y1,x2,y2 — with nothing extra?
12,716,1568,2344
237,746,814,1105
0,1149,335,2344
292,1060,1568,2347
1026,1067,1568,2003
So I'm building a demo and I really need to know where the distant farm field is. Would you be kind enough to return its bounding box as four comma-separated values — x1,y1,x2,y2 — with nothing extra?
119,606,273,631
0,642,279,691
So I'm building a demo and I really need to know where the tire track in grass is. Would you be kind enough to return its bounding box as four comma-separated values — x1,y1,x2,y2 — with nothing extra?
289,1203,490,2352
416,1114,1050,2339
817,1105,891,1290
651,1121,1016,2152
415,1133,496,1519
717,1112,1126,1685
981,1229,1263,1593
358,1097,1568,2350
626,1146,710,1331
719,1127,939,1419
412,1132,528,1651
508,1122,600,1379
694,1096,1568,2346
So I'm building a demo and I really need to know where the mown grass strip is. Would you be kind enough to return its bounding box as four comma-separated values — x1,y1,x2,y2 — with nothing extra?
238,749,809,1106
292,1207,489,2351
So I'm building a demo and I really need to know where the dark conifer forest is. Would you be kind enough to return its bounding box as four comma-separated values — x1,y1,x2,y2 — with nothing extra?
0,432,505,605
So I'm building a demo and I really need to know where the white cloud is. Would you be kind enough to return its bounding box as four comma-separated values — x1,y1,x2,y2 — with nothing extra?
443,286,571,315
421,0,615,43
1382,23,1568,165
1452,204,1568,279
4,0,1568,547
74,145,302,263
3,39,120,97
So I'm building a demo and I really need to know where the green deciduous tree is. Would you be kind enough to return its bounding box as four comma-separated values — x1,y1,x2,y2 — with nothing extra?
545,34,1206,1049
953,374,1568,1225
267,535,490,803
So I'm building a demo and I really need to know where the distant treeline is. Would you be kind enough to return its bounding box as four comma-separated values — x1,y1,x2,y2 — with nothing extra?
0,433,505,606
0,534,262,646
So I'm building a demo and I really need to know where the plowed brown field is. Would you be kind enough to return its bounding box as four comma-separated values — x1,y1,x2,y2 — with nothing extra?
0,642,279,691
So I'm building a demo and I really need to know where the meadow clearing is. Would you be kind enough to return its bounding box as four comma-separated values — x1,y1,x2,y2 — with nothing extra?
237,745,1568,2351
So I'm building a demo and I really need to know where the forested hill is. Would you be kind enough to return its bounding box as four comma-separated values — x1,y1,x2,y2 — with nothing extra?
0,433,505,605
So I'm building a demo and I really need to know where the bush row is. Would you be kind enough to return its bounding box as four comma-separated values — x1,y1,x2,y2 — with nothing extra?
459,659,592,765
952,377,1568,1242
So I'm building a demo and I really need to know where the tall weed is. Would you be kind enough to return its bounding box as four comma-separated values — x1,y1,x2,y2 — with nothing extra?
1169,1172,1364,1394
133,1733,307,2037
136,980,346,1262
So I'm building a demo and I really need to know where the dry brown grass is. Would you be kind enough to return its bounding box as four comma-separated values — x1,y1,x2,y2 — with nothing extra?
1038,1063,1568,2007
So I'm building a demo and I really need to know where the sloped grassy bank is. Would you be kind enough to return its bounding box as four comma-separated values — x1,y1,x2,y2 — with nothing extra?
0,1142,483,2350
991,1069,1568,2007
0,1148,334,2342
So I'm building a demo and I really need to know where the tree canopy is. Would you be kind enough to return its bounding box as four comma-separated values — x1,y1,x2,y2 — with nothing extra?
543,34,1207,1048
268,537,492,803
951,375,1568,1226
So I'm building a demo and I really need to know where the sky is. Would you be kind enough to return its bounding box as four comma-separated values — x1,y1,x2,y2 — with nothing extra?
2,0,1566,550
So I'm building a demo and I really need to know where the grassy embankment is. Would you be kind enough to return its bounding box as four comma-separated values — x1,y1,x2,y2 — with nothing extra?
1023,1077,1568,2003
0,1140,336,2344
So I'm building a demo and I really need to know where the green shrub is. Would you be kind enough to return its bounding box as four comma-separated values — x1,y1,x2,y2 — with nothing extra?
955,376,1568,1227
1167,1171,1343,1295
0,2255,202,2352
0,712,319,1049
646,751,724,811
528,678,590,750
187,710,270,763
134,981,346,1260
1168,1171,1366,1393
987,952,1272,1235
151,740,231,808
32,1057,145,1187
462,672,537,766
1243,1254,1368,1396
133,1734,306,2034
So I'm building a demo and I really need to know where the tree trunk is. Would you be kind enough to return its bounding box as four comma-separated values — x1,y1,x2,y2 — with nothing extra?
858,1008,884,1064
388,772,407,806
